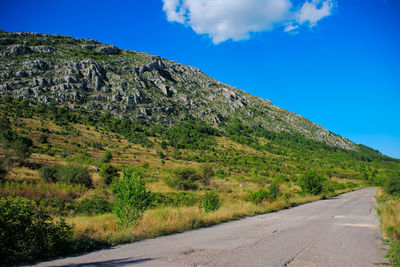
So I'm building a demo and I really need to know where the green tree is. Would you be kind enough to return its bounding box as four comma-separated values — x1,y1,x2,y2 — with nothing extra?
200,191,220,212
298,171,326,195
102,150,112,163
60,164,92,187
165,167,201,190
39,164,61,183
0,115,11,131
99,164,119,185
200,164,214,185
112,167,154,226
383,172,400,197
11,135,33,163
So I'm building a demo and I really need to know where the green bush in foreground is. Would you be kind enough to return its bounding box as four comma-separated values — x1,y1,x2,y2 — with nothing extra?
112,167,154,226
0,197,73,265
200,191,220,212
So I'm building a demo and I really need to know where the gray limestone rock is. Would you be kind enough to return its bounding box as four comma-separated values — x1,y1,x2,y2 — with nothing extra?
1,44,32,56
31,45,57,54
95,45,121,55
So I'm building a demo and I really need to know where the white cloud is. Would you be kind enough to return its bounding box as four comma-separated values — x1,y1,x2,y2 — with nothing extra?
162,0,336,43
296,0,334,26
162,0,186,23
284,24,299,33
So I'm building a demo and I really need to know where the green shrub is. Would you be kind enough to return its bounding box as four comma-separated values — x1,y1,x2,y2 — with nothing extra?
215,169,226,179
39,165,61,183
383,173,400,197
38,133,49,144
165,167,201,190
322,181,336,198
162,121,218,150
157,150,166,159
67,151,94,165
59,165,92,187
200,164,214,185
39,164,92,187
387,240,400,267
155,192,199,207
245,183,279,204
200,191,220,212
38,197,75,216
246,189,270,204
0,197,73,265
268,182,279,199
298,171,326,195
77,196,112,215
102,150,112,163
112,167,154,226
99,164,119,185
0,158,8,182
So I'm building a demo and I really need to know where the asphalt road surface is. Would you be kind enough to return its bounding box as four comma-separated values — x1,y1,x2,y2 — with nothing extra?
35,187,387,267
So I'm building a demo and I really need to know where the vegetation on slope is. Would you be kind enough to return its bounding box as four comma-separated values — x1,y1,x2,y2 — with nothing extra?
0,97,399,265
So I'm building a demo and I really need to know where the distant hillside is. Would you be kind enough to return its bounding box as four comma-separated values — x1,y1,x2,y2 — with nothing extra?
0,31,356,150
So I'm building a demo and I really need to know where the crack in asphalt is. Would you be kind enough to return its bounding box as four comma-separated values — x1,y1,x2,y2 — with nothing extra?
283,230,321,267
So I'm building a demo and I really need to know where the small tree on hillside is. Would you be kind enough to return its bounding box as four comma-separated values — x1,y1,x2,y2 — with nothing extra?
200,164,214,185
112,167,154,226
11,136,33,164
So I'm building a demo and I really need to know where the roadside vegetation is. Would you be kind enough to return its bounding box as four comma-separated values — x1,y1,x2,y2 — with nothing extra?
1,98,399,265
377,172,400,266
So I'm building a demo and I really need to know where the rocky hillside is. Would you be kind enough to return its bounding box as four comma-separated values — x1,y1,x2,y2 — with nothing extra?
0,31,356,150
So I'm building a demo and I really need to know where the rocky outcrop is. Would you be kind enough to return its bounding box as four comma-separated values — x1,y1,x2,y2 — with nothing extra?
95,45,121,55
1,44,32,57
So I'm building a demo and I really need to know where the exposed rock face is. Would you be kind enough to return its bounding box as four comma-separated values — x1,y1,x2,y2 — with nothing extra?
32,45,57,54
95,45,121,55
1,44,32,57
0,31,357,150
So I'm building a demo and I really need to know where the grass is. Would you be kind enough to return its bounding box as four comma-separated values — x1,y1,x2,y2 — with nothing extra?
376,189,400,266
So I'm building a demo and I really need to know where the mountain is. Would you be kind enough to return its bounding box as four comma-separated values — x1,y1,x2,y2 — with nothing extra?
0,31,356,150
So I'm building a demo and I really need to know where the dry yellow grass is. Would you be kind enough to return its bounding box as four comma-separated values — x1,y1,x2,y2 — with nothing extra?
376,189,400,240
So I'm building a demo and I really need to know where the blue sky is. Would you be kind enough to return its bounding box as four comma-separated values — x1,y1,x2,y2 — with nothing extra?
1,0,399,158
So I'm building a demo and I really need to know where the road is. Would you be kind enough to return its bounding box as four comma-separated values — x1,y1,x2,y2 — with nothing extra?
35,187,387,267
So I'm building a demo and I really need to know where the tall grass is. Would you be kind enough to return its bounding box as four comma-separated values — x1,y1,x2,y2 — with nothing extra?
376,189,400,266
